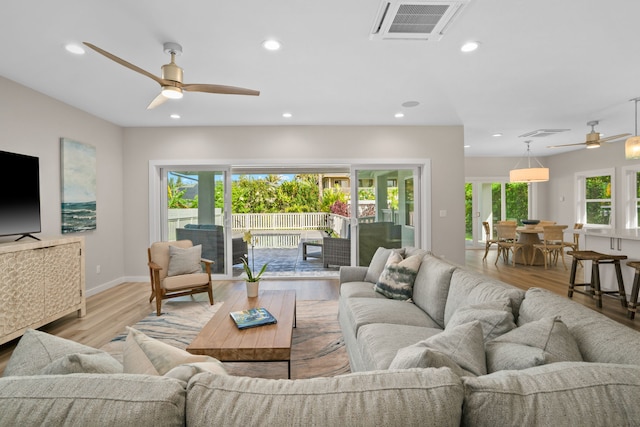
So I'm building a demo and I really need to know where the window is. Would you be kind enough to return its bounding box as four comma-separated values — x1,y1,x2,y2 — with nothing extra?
622,165,640,228
576,168,614,228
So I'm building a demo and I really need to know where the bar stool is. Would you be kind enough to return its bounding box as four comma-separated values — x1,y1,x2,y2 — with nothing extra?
626,261,640,319
567,250,628,309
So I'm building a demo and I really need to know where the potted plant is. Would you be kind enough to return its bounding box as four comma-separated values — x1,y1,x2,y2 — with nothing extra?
242,230,268,297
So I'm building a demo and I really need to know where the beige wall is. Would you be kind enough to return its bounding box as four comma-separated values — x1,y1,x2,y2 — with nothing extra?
122,125,466,277
0,77,125,295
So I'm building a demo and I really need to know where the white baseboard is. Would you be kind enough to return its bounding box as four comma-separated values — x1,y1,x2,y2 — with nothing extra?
85,276,148,297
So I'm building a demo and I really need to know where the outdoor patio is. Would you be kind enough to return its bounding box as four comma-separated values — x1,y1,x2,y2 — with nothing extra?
231,230,341,278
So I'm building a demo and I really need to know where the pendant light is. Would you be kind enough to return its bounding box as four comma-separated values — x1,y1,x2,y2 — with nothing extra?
625,97,640,160
509,140,549,183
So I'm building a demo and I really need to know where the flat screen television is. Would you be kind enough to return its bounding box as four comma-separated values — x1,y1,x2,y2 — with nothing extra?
0,150,41,240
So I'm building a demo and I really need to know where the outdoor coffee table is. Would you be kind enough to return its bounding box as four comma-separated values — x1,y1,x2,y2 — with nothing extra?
186,289,296,378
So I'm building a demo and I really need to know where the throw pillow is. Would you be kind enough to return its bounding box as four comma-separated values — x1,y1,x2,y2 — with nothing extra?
373,252,422,300
394,320,486,376
167,244,202,277
389,346,468,377
40,352,123,375
123,327,227,376
3,329,109,377
364,247,405,284
164,361,228,382
485,316,583,373
446,300,516,342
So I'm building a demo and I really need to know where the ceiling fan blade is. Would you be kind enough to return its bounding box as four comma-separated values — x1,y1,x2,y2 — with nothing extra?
83,42,168,86
598,133,632,143
547,142,588,148
182,83,260,96
147,93,168,110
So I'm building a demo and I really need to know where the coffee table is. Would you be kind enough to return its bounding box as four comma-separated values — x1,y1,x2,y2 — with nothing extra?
186,289,296,378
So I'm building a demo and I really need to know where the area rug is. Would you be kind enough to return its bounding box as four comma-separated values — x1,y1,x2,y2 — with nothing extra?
101,299,350,379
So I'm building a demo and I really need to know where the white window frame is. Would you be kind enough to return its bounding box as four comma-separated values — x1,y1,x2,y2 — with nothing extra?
575,168,615,229
622,164,640,229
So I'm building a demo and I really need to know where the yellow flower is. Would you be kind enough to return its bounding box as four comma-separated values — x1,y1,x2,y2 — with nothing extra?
242,230,252,244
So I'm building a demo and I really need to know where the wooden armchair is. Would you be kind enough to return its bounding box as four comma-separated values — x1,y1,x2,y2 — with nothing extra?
147,240,214,316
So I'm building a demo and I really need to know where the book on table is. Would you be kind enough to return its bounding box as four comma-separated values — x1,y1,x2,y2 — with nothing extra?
229,307,278,329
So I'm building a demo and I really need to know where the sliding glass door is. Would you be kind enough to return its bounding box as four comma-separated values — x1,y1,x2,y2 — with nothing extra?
161,166,231,275
352,166,420,266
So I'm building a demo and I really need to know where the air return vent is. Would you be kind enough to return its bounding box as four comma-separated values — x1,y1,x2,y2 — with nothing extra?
370,0,471,41
518,129,571,138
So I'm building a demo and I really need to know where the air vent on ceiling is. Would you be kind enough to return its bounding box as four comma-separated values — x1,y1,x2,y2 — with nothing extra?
518,129,571,138
370,0,471,41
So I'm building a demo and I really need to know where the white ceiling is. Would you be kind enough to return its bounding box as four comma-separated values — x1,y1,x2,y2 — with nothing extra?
2,0,640,157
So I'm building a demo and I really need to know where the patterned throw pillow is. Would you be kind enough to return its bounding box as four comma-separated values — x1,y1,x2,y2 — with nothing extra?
374,252,422,300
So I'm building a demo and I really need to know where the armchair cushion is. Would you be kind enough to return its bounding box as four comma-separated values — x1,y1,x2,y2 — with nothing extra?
167,244,202,277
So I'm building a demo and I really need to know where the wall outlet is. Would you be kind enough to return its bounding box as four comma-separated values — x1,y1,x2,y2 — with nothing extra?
96,265,101,274
439,210,447,217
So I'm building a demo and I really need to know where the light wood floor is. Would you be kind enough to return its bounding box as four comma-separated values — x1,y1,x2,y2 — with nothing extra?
1,248,638,374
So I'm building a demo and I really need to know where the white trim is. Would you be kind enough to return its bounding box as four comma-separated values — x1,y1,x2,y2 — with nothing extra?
85,277,130,297
574,167,615,229
622,164,640,229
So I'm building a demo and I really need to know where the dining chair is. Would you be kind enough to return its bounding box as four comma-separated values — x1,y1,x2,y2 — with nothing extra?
531,225,567,269
494,224,526,266
562,223,584,266
482,221,499,261
538,220,557,227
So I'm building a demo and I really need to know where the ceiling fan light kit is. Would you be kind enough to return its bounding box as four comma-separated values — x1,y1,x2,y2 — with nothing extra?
625,97,640,160
510,140,549,183
82,41,260,110
547,120,630,150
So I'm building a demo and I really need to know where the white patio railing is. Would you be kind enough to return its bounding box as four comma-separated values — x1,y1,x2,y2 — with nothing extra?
168,211,331,246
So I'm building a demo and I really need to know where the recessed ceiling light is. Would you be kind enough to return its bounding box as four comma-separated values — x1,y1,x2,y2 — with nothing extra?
395,112,405,118
492,133,503,137
65,43,85,55
262,39,282,51
460,41,479,53
170,114,181,119
282,112,292,118
402,101,420,108
464,145,471,148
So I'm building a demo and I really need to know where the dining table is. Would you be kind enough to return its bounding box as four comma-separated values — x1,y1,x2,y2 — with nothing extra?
515,225,568,266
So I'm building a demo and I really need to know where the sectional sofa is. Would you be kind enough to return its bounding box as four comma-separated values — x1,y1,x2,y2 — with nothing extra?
2,247,640,426
339,247,640,426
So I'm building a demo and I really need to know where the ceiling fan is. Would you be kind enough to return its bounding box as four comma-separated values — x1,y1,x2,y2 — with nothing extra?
83,42,260,109
547,120,630,150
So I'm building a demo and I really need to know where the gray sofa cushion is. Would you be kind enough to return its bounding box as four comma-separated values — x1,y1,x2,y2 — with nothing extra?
444,269,524,326
340,281,387,299
357,323,443,370
187,368,464,427
0,374,186,426
446,300,515,342
462,362,640,427
39,352,124,375
485,316,583,373
341,297,440,338
389,347,469,377
519,288,640,365
412,254,457,328
3,329,114,377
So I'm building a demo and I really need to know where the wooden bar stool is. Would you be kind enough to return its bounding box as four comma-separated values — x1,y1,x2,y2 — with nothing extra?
626,261,640,319
567,250,628,309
